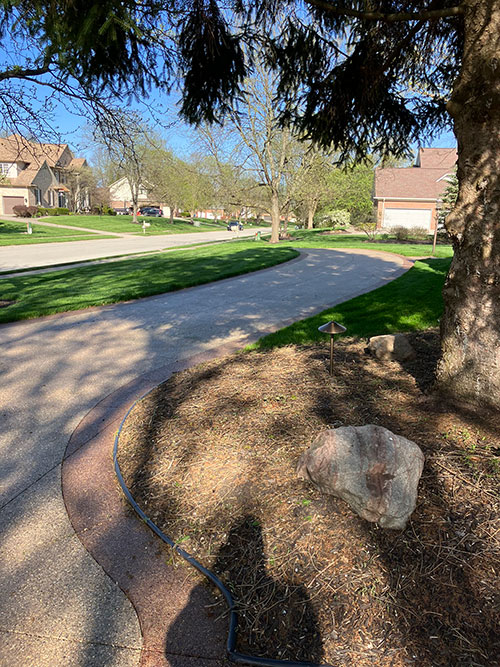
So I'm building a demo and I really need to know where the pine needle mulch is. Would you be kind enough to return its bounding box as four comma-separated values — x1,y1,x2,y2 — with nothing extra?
117,331,499,666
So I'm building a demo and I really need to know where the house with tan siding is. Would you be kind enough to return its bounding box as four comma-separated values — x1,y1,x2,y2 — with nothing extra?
0,135,88,215
374,147,457,232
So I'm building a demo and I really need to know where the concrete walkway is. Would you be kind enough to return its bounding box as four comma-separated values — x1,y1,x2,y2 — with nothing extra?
0,228,267,271
0,249,410,666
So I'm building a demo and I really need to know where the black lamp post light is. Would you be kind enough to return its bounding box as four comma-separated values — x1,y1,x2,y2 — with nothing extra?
318,321,347,375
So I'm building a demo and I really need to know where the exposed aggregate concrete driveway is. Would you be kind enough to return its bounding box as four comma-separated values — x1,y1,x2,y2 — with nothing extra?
0,248,410,666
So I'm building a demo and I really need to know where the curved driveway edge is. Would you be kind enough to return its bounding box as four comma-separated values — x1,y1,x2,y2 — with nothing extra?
61,249,412,665
62,349,243,666
0,248,412,666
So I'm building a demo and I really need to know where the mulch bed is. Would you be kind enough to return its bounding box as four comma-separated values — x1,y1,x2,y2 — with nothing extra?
117,331,499,666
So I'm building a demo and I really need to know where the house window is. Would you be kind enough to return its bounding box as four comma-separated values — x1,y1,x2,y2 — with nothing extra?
34,188,42,205
0,162,11,175
58,191,67,208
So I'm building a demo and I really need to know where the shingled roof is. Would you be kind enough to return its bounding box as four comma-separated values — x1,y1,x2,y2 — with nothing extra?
374,147,457,200
0,134,68,168
416,147,457,169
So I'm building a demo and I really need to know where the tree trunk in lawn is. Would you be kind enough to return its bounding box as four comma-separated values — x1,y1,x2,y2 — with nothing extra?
169,207,174,224
436,0,500,408
307,206,315,229
270,190,280,243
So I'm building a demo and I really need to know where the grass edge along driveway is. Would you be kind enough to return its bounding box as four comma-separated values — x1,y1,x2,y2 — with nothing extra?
0,241,299,323
248,258,451,349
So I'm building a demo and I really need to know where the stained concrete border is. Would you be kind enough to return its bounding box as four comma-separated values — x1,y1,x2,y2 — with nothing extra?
61,249,413,665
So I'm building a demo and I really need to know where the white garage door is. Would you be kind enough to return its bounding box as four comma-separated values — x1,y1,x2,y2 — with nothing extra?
382,208,432,230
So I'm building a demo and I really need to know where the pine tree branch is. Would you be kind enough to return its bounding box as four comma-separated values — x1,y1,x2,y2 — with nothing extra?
304,1,465,22
0,65,51,82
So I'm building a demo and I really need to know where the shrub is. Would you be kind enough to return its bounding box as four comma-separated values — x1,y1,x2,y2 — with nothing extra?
316,209,351,228
391,226,411,241
12,205,30,217
353,210,378,240
37,207,50,216
54,207,69,215
90,205,116,216
409,226,430,240
27,205,38,217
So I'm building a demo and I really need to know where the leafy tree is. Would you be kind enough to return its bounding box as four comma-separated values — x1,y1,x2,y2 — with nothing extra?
291,148,334,229
176,158,214,221
65,165,96,213
143,146,185,223
318,165,374,224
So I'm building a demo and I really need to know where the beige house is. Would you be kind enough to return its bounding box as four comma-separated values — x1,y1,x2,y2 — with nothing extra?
109,176,150,209
0,134,88,215
109,176,172,216
374,147,457,232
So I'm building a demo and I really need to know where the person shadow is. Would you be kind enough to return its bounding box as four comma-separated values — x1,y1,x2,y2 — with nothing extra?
165,514,324,665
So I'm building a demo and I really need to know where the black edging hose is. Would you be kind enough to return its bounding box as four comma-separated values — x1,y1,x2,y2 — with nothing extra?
113,392,332,667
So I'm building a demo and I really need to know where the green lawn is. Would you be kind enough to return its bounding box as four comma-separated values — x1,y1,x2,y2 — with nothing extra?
0,241,299,322
41,215,237,235
0,220,109,245
284,229,453,258
249,258,451,350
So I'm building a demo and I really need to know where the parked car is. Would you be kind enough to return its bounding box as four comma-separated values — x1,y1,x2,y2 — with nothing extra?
227,220,243,231
139,206,163,217
113,208,129,215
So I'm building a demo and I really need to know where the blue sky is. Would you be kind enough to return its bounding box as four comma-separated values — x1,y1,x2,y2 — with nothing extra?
54,91,457,165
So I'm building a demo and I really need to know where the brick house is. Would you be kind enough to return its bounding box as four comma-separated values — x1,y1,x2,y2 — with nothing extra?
374,147,457,232
0,134,88,215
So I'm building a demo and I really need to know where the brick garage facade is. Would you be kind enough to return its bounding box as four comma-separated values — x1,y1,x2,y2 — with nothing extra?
374,148,457,232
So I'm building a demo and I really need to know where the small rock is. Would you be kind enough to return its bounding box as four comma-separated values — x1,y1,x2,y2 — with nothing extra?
297,425,424,529
367,334,416,361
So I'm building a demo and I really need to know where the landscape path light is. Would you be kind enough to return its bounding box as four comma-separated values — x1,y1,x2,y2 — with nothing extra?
318,320,347,375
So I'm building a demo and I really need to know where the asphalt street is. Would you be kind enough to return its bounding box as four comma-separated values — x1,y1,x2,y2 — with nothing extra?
0,227,266,271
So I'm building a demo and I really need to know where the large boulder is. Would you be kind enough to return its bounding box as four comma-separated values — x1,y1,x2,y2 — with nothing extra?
367,334,416,361
297,425,424,529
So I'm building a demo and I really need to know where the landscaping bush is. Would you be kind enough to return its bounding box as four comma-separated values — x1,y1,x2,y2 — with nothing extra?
37,207,50,216
316,209,350,228
409,226,430,240
12,204,38,218
353,210,378,240
90,205,117,216
391,226,411,241
391,226,430,241
12,205,30,217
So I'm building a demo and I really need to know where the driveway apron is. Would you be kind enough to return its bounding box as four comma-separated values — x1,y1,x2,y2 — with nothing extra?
0,249,410,666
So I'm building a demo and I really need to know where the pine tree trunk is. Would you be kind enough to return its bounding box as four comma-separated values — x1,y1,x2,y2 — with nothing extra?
436,0,500,408
270,191,280,243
